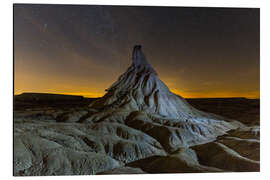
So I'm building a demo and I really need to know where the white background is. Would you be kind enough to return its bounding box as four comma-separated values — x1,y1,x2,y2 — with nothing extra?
0,0,269,179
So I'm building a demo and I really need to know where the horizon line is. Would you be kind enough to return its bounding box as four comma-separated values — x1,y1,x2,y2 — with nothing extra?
14,92,260,100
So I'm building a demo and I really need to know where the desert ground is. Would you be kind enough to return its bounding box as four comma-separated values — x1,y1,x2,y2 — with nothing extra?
13,94,260,175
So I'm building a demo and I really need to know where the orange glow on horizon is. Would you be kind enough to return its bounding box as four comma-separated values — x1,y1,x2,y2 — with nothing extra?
14,89,260,99
14,90,105,98
170,89,260,99
14,54,259,100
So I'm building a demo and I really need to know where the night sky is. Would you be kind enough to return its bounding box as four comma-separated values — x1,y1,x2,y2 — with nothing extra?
14,4,260,98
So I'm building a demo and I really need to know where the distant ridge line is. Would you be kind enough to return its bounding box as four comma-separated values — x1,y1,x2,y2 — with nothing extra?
14,92,257,100
17,92,83,97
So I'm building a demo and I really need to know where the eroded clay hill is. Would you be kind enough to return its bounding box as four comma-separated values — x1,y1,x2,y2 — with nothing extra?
14,46,260,176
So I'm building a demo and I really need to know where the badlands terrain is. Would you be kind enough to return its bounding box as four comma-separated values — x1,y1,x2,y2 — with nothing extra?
14,46,260,175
